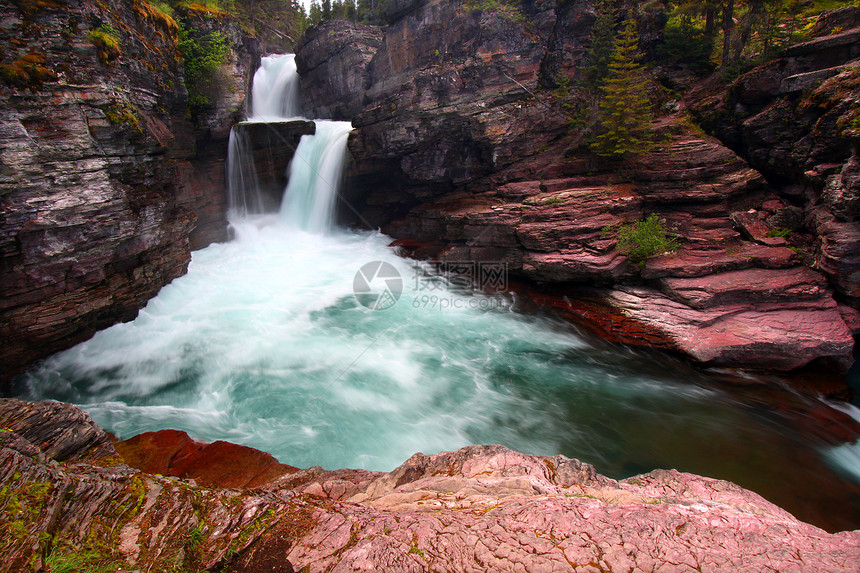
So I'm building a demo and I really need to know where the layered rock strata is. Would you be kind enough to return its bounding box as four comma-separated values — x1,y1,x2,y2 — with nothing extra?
293,0,857,370
1,399,858,573
0,0,258,382
689,6,860,304
385,120,855,370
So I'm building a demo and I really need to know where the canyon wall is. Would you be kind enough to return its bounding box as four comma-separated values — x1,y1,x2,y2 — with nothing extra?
0,0,257,383
689,6,860,306
294,0,859,371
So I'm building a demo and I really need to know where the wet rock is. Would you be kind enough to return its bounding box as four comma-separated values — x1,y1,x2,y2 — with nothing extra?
689,13,860,303
660,266,830,309
227,120,316,211
294,20,383,120
116,430,299,489
0,399,116,463
642,243,798,279
0,0,259,383
293,0,582,223
375,102,853,367
808,205,860,300
598,286,854,370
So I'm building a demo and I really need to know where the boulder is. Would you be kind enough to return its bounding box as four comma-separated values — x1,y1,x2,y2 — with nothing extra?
115,429,299,489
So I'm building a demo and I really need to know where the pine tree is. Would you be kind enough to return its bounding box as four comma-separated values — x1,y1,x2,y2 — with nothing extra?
590,16,653,159
582,0,616,94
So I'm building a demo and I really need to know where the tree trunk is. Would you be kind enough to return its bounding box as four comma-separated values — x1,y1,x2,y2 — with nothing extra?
720,0,735,68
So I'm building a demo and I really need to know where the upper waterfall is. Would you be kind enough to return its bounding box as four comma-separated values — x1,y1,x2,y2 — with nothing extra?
249,54,300,120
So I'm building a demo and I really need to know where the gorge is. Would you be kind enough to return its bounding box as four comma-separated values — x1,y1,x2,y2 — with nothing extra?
1,0,860,570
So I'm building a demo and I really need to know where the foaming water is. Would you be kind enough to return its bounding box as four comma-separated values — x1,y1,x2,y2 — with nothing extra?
15,51,860,532
226,128,262,217
16,219,860,531
826,403,860,483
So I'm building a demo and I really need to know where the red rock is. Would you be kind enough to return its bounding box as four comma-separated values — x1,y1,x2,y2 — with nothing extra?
840,303,860,334
643,243,798,279
496,180,542,199
731,209,773,242
522,249,632,282
4,401,860,573
601,286,854,370
114,429,196,476
660,266,830,309
116,430,299,489
809,206,860,299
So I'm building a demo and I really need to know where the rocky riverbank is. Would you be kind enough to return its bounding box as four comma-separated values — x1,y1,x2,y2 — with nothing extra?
290,0,860,371
1,398,858,572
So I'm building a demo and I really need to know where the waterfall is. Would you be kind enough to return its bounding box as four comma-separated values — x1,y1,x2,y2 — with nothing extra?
226,128,263,217
249,54,300,120
226,53,352,230
281,120,353,233
18,47,860,533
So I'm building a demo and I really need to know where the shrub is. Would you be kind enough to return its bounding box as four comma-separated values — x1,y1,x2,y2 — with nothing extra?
178,25,232,110
613,214,678,264
463,0,526,24
656,19,714,73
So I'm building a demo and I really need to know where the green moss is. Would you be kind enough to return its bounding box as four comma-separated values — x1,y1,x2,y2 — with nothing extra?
540,197,566,205
463,0,526,24
0,52,57,90
87,25,121,65
225,506,278,557
103,102,141,132
45,547,125,573
767,227,791,238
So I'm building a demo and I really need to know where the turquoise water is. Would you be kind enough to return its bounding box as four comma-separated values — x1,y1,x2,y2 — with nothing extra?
14,51,860,533
15,218,860,531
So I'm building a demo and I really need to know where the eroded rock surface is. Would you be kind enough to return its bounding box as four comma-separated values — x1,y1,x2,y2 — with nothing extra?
0,0,258,383
1,399,858,573
386,121,855,370
115,429,300,489
689,6,860,303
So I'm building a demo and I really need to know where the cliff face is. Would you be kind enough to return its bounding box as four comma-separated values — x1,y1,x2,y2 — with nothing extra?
295,0,596,224
689,6,860,305
1,399,858,572
293,0,857,370
0,0,257,382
